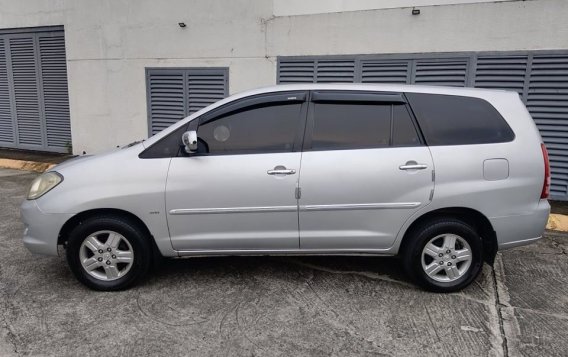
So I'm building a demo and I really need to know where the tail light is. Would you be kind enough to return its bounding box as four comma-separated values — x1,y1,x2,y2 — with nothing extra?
541,143,551,199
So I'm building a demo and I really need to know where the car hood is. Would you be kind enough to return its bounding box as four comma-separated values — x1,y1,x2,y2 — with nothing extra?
48,143,144,173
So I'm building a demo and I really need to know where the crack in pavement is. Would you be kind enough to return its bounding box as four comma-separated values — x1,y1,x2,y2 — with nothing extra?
492,253,511,357
492,234,568,356
510,306,568,321
282,257,497,309
280,258,415,288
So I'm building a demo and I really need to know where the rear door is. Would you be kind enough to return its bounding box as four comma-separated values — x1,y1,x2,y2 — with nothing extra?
298,91,434,250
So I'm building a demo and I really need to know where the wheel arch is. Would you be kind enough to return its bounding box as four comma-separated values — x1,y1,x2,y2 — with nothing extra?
57,208,162,257
399,207,498,265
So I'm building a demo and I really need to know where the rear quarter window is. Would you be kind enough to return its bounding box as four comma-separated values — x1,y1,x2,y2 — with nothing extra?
406,93,515,146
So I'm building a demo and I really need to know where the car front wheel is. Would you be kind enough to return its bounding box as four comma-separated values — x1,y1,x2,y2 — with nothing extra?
66,216,152,291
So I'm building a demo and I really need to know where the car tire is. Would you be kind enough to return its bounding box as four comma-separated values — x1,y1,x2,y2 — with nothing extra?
66,215,152,291
401,218,483,293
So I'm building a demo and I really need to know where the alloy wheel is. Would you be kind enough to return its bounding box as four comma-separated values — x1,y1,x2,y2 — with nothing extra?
79,230,134,281
421,233,472,283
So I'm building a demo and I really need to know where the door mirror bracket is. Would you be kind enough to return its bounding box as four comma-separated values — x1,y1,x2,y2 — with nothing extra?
182,131,198,154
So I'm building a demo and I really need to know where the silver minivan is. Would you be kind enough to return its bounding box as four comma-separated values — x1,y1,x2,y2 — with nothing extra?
20,84,551,292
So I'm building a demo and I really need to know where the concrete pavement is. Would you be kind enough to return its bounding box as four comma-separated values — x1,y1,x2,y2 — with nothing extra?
0,168,567,356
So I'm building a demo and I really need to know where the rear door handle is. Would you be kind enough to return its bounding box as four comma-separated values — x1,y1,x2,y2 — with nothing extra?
267,168,296,175
399,163,428,170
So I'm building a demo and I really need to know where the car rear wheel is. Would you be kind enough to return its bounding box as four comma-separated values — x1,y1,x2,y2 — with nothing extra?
66,216,152,291
402,218,483,293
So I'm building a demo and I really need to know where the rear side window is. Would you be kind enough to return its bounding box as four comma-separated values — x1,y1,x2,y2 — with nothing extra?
393,105,421,147
406,93,515,146
312,104,391,149
310,103,421,150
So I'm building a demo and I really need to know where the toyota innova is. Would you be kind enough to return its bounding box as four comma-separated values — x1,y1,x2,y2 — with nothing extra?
21,84,551,292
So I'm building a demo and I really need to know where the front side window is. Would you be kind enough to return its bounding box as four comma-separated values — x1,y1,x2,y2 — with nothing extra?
197,102,303,154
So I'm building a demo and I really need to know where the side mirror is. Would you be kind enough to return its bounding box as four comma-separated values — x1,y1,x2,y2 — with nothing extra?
182,131,198,153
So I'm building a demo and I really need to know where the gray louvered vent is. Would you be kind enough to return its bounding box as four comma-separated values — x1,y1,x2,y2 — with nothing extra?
316,60,355,83
413,58,469,87
39,34,71,149
148,71,185,135
0,29,70,153
278,60,316,83
360,60,411,84
187,70,227,114
0,38,14,145
474,56,528,95
278,59,355,83
527,55,568,197
10,37,42,146
147,68,228,135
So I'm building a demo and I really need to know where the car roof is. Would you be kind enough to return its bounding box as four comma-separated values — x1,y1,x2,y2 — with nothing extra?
239,83,514,97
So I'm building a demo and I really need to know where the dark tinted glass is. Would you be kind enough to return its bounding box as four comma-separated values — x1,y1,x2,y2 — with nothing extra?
197,103,302,154
393,105,421,146
139,124,187,159
406,93,515,146
312,103,391,150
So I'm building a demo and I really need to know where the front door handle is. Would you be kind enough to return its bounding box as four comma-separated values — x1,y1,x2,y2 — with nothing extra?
267,169,296,175
399,162,428,170
267,166,296,175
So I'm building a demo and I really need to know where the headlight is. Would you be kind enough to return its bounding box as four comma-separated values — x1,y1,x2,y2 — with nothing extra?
27,172,63,200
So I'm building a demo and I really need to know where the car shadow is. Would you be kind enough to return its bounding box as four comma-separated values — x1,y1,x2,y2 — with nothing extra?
148,255,412,287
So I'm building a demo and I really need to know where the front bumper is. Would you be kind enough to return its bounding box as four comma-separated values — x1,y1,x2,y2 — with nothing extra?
20,200,74,256
491,199,551,250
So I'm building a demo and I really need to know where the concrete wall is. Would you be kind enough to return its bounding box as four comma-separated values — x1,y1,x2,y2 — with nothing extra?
268,0,568,56
0,0,567,154
273,0,515,16
0,0,275,154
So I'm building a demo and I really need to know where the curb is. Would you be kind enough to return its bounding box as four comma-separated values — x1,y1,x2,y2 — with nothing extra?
0,158,55,173
546,213,568,233
1,156,567,233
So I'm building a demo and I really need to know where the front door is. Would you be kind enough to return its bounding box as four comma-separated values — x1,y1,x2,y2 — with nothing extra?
298,91,434,251
166,91,307,251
